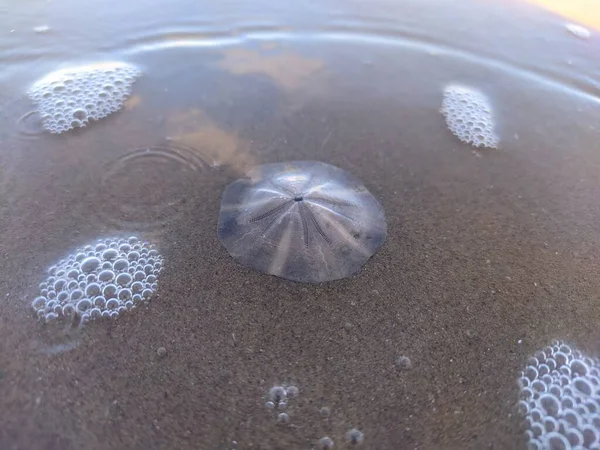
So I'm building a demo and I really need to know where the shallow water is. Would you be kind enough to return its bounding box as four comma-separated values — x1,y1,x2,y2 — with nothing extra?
1,0,600,448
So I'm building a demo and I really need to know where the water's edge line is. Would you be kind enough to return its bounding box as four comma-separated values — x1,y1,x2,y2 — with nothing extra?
2,28,597,105
115,29,600,105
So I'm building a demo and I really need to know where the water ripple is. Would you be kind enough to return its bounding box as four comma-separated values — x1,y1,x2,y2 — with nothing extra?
113,26,600,105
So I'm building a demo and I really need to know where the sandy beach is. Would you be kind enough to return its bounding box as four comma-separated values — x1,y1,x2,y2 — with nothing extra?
1,0,600,448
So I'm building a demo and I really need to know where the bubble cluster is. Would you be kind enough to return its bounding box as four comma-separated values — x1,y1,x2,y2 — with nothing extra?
268,386,288,405
265,385,299,424
31,236,163,324
440,84,499,149
565,23,591,40
518,340,600,449
27,61,141,134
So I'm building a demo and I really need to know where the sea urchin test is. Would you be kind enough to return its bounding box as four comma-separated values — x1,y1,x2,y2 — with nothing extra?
217,161,387,283
440,84,499,149
518,340,600,449
31,236,163,324
27,61,141,134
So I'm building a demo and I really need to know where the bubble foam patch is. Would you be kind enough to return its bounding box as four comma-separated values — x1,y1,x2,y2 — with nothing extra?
565,23,591,40
32,236,163,325
518,340,600,450
440,84,499,149
27,61,141,134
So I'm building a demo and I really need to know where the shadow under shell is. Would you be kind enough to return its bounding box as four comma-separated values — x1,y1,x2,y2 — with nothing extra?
217,161,387,283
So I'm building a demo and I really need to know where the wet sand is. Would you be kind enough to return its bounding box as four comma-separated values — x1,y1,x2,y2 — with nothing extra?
1,0,600,449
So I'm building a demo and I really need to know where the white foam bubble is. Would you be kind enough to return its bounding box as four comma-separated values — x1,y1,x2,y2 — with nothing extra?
33,25,50,34
31,236,163,324
518,342,600,449
396,355,412,370
347,428,364,445
440,84,499,149
265,383,299,424
317,437,334,450
268,386,287,404
319,406,331,418
286,385,299,398
27,62,141,134
277,412,290,424
566,23,591,40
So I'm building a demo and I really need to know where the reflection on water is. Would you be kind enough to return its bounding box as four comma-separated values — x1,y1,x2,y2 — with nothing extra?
0,0,600,448
164,108,251,172
123,94,143,110
217,47,329,115
218,48,324,91
526,0,600,30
